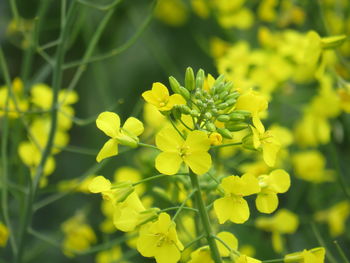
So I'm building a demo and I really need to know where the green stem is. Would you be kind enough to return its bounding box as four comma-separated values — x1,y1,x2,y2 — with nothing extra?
15,3,78,262
334,241,350,263
310,222,337,263
9,0,20,22
137,142,159,150
189,169,222,263
172,190,197,221
0,48,18,257
132,173,187,186
212,235,239,256
161,206,198,213
184,234,205,250
169,118,185,139
262,259,284,263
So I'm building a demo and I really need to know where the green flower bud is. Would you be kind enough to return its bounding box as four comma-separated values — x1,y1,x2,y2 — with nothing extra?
223,81,233,93
169,76,181,94
179,86,190,100
226,92,240,100
190,109,200,117
226,122,248,131
217,115,230,122
229,112,245,121
185,67,195,91
233,110,251,117
242,134,255,150
219,91,229,100
196,69,205,90
217,103,228,110
217,128,233,139
180,105,191,114
211,74,225,94
172,106,182,119
204,112,212,119
226,98,237,107
206,122,216,132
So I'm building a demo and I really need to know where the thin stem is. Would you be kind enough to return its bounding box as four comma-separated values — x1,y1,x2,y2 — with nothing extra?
334,241,350,263
28,228,61,249
160,206,198,213
310,222,337,263
172,190,197,221
58,145,98,155
184,234,205,250
0,47,18,256
137,142,159,150
212,235,240,256
9,0,20,22
76,0,121,11
169,118,185,139
189,169,222,263
211,142,242,149
262,259,284,263
132,173,187,187
15,3,78,262
63,0,156,70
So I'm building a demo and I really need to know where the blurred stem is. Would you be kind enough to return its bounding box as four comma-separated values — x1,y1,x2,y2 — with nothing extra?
334,241,350,263
0,47,18,257
189,169,222,263
212,235,239,256
211,142,242,149
172,190,197,221
310,222,337,263
132,173,187,187
184,234,205,250
9,0,20,22
137,142,158,150
329,142,350,200
15,2,78,262
262,259,284,263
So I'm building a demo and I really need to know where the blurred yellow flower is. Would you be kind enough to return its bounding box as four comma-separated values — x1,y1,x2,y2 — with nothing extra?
284,247,325,263
0,222,9,247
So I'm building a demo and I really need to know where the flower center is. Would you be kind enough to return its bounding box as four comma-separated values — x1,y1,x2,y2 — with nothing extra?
178,145,190,157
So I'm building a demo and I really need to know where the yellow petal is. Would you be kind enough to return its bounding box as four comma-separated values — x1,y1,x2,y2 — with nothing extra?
214,196,234,224
272,232,283,253
255,192,278,214
152,82,169,101
262,142,280,167
184,151,211,175
137,225,158,257
123,117,144,136
155,243,181,263
216,231,238,257
88,176,111,193
96,112,120,138
252,115,265,134
229,196,250,224
167,94,186,108
184,130,211,152
155,152,183,175
142,90,159,106
156,126,184,152
96,139,119,162
268,169,290,193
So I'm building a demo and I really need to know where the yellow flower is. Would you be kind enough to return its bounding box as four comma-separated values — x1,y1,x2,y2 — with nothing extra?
255,169,291,214
155,126,212,175
142,82,186,111
61,213,96,257
0,78,28,118
315,200,350,237
284,247,325,263
114,166,145,195
209,132,223,146
250,117,281,167
96,111,144,162
235,90,268,117
235,255,262,263
96,245,124,263
137,213,184,263
0,222,9,247
216,231,238,257
214,174,260,224
188,246,214,263
154,0,188,27
292,151,333,183
256,209,299,253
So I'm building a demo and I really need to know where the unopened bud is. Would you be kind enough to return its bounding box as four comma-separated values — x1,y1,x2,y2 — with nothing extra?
217,128,233,139
217,115,230,122
185,67,195,91
169,76,181,94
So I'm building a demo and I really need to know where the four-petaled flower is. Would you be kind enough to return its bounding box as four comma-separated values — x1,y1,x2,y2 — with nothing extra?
137,213,184,263
142,82,186,111
96,111,144,162
214,174,261,224
155,126,212,175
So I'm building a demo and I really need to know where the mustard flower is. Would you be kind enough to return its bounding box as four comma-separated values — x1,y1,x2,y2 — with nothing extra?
96,111,144,162
142,82,186,111
315,200,350,237
250,117,281,167
137,212,184,263
0,222,9,247
255,209,299,253
214,174,261,224
284,247,325,263
255,169,291,214
155,126,212,175
188,246,213,263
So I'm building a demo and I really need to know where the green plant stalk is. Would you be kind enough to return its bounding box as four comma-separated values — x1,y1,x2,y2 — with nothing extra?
334,240,350,263
0,47,18,256
189,169,222,263
14,2,78,262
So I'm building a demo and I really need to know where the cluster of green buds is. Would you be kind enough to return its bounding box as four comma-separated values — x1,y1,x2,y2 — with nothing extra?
169,67,250,139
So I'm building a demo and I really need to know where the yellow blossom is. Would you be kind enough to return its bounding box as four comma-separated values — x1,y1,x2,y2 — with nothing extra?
137,213,184,263
0,222,9,247
284,247,325,263
0,78,28,118
214,174,260,224
155,0,188,27
142,82,186,111
315,200,350,237
256,169,291,213
96,111,144,162
216,231,238,257
155,126,212,175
